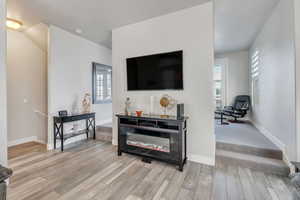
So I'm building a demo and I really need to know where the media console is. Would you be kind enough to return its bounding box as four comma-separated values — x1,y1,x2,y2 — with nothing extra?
116,114,188,171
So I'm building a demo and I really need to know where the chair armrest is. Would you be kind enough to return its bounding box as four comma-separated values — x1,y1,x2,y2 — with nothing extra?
0,165,13,182
240,107,248,111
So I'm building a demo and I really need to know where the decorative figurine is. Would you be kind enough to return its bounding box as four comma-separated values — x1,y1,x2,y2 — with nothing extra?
160,94,176,117
82,93,91,113
125,97,131,115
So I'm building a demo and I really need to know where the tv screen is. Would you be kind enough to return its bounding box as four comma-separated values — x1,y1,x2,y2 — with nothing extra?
126,51,183,91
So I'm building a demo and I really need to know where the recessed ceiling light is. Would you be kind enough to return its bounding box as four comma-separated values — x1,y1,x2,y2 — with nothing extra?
75,29,82,34
6,18,22,30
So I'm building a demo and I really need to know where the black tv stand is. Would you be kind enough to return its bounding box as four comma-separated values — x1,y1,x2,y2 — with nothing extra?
116,114,188,171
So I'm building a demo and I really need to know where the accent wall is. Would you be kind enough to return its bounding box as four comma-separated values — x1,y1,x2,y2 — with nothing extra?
112,3,215,165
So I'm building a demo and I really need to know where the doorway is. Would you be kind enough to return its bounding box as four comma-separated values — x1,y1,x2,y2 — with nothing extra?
6,23,49,159
92,62,113,142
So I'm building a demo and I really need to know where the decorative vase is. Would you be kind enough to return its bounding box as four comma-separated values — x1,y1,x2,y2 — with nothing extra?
150,96,155,115
82,93,91,113
125,97,131,115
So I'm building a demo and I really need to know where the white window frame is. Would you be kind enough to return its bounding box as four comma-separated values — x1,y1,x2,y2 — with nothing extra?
214,58,228,109
250,49,260,108
92,62,112,104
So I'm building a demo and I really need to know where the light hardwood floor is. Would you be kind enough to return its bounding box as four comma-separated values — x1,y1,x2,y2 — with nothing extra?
8,142,47,160
7,140,299,200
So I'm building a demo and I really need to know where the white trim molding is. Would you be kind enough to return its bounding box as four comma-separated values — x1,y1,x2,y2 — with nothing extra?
251,121,291,169
97,119,112,126
112,139,117,146
252,122,286,150
47,143,53,151
188,154,215,166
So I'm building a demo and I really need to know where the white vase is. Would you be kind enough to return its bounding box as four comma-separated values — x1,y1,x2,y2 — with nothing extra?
150,96,155,115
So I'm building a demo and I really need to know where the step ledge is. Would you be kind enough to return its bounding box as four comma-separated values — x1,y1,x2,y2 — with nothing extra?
216,141,283,160
216,150,290,176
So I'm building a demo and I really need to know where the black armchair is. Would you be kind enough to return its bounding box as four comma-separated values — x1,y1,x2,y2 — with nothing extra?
222,95,251,123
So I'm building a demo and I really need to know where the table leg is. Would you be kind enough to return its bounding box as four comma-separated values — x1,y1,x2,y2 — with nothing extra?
93,117,96,140
184,130,187,161
179,163,183,172
61,123,64,152
221,113,229,125
86,119,89,139
53,123,56,150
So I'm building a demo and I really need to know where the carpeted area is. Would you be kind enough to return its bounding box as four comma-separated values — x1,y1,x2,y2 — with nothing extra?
215,120,279,150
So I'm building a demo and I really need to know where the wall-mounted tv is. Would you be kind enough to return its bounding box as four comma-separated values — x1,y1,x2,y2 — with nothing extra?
126,51,183,91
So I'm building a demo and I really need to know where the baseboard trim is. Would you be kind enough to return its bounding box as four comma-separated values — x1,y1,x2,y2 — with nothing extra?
252,122,285,150
97,119,112,126
188,154,215,166
112,139,117,146
36,139,46,145
8,136,46,147
47,143,53,150
251,121,292,171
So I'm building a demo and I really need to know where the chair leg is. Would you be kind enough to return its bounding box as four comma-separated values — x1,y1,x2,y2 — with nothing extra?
229,117,246,123
220,113,229,125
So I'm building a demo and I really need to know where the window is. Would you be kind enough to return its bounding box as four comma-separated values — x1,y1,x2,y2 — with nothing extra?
214,64,222,109
92,63,112,104
251,50,260,79
251,50,260,107
214,58,227,110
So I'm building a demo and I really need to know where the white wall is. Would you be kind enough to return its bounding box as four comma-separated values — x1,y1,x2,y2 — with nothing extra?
112,3,215,165
294,0,300,161
250,0,296,161
7,29,48,146
216,50,250,105
24,23,48,52
0,0,7,166
48,26,112,148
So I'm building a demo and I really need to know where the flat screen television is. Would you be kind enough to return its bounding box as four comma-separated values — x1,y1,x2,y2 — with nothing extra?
126,51,183,91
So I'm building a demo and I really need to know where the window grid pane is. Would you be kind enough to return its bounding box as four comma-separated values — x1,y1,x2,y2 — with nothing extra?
94,66,112,103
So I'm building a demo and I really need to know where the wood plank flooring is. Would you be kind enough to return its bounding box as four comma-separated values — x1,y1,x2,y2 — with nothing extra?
8,142,47,160
7,140,300,200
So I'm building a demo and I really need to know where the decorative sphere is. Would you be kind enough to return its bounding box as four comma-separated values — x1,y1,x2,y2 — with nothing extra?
160,96,170,108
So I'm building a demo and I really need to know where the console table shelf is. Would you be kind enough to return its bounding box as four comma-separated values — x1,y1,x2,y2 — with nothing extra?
116,114,188,171
62,130,94,140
